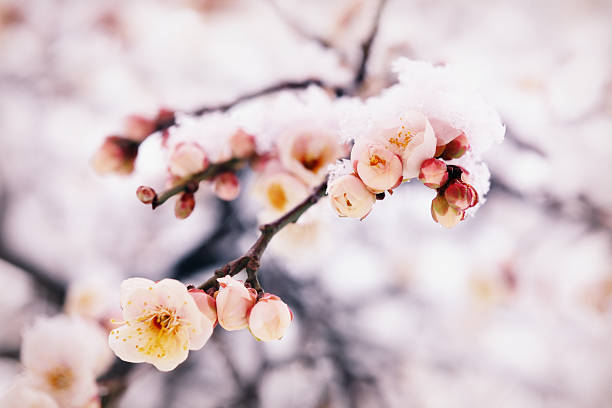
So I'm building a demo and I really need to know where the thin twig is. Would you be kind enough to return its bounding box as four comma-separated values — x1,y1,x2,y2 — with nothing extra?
151,157,246,209
352,0,387,90
197,179,328,292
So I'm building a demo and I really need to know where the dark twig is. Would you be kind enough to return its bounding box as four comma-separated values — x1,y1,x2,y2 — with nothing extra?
197,179,328,292
352,0,387,90
265,0,334,50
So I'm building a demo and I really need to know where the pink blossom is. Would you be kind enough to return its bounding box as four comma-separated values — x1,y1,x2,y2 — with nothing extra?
328,174,376,219
351,141,403,193
124,115,155,142
418,158,448,189
213,172,240,201
188,288,217,327
229,129,256,159
91,136,138,175
175,192,195,219
168,142,208,178
248,293,292,341
215,276,257,331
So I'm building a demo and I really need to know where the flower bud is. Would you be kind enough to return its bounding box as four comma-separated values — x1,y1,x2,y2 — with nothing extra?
91,136,139,175
215,276,257,331
154,108,175,128
431,194,463,228
229,129,256,159
441,133,469,160
213,172,240,201
136,186,157,204
351,141,403,193
444,180,475,210
168,142,209,178
328,174,376,220
189,288,218,327
124,115,155,142
175,192,195,219
418,158,448,189
248,293,292,341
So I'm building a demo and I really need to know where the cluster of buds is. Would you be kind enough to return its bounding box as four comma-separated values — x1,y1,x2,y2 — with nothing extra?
108,276,292,372
419,132,479,228
135,129,256,219
92,109,175,175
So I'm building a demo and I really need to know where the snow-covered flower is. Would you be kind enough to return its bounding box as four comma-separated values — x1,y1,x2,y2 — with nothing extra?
168,142,208,179
328,174,376,219
109,278,214,372
350,141,403,192
215,276,257,331
248,293,292,341
228,129,256,159
0,381,59,408
20,315,112,408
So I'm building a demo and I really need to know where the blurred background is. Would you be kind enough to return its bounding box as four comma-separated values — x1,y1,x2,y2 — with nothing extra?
1,0,612,407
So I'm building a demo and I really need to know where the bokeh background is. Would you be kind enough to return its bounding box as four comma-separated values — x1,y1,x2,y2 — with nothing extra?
1,0,612,407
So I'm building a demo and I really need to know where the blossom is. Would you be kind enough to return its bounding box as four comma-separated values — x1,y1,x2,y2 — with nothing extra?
0,382,59,408
215,276,257,331
91,136,139,175
418,158,448,189
430,195,463,228
168,142,208,178
188,288,217,326
228,129,256,159
278,129,345,186
248,293,292,341
254,170,309,218
350,141,403,193
65,277,119,324
136,186,157,204
213,172,240,201
175,192,195,219
109,278,214,372
444,180,478,210
20,316,112,408
124,115,155,142
328,174,376,219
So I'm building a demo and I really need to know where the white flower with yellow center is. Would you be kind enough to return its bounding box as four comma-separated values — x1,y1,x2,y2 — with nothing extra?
109,278,214,372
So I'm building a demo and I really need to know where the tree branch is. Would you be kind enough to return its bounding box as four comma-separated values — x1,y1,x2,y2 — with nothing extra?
197,179,328,293
352,0,387,90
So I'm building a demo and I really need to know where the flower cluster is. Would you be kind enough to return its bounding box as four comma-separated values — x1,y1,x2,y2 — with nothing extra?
109,277,292,372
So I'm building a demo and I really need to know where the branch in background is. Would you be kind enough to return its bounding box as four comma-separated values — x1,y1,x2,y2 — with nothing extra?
197,179,328,293
352,0,387,90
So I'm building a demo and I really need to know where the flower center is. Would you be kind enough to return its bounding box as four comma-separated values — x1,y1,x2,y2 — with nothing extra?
369,154,386,167
389,128,413,149
46,366,74,391
267,183,288,211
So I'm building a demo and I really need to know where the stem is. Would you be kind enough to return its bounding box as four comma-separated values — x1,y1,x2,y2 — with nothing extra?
197,179,328,292
151,158,246,209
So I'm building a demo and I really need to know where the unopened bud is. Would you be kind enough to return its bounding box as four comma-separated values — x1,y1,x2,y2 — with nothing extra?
434,144,446,158
441,133,470,160
418,158,448,189
213,172,240,201
229,129,256,159
328,174,376,220
136,186,157,204
124,115,155,142
154,108,175,128
444,180,476,210
248,293,292,341
431,194,463,228
91,136,139,175
175,192,195,219
215,276,257,331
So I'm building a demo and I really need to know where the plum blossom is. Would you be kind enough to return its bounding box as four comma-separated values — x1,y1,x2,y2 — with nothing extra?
0,382,59,408
213,172,240,201
215,276,257,331
109,278,214,372
188,288,218,326
20,315,112,408
248,293,293,341
167,142,209,179
254,170,310,221
328,174,376,219
351,141,403,192
91,136,139,175
64,276,120,325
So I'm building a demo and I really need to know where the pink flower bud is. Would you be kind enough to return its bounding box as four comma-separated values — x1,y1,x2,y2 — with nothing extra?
136,186,157,204
229,129,256,159
444,180,475,210
418,158,448,189
175,192,195,219
431,195,463,228
351,141,403,193
215,276,257,331
248,293,292,341
189,288,218,327
168,142,209,178
91,136,139,175
441,133,470,160
124,115,155,142
154,108,175,128
213,172,240,201
328,174,376,220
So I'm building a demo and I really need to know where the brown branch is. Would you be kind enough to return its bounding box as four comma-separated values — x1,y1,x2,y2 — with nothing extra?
149,157,246,209
352,0,387,90
197,179,328,293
